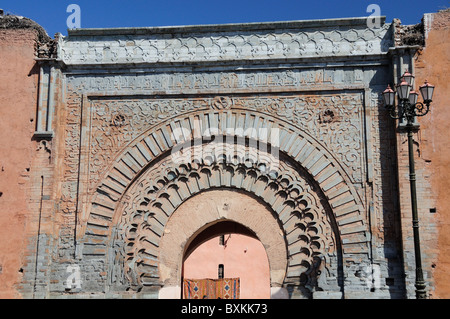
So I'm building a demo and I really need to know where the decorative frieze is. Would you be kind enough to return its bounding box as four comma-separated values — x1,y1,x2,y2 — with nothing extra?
59,20,392,65
66,68,378,95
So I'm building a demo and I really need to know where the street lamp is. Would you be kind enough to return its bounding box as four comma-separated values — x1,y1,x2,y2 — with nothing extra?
382,71,435,299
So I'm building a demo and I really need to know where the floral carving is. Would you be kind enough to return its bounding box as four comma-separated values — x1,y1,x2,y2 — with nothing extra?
86,92,363,193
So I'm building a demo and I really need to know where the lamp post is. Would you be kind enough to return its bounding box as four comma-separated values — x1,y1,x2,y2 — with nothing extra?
382,71,435,299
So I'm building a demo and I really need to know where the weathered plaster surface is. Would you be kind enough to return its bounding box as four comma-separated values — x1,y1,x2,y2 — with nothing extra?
0,29,38,298
412,10,450,299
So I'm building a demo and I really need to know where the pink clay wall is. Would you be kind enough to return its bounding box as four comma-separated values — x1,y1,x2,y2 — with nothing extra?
183,233,271,299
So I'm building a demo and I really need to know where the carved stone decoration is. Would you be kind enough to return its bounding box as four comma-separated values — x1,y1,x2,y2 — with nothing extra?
108,141,339,293
211,96,232,110
319,109,336,123
82,106,369,262
59,19,392,65
85,92,364,195
12,10,413,298
66,68,366,95
111,113,127,127
58,84,83,259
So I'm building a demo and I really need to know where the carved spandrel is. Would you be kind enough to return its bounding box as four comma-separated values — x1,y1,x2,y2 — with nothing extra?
86,92,364,193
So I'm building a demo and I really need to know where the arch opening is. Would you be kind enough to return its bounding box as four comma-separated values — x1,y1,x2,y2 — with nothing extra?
182,220,271,299
157,188,288,298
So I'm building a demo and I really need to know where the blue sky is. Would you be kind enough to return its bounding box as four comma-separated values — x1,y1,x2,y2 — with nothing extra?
1,0,448,37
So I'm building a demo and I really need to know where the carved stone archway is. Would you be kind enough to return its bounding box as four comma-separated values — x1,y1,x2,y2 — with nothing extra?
80,109,370,298
99,139,343,297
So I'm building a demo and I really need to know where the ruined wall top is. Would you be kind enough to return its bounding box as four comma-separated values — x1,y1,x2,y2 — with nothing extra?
0,12,57,59
58,16,393,66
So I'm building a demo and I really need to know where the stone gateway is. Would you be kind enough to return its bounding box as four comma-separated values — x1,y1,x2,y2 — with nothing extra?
1,10,449,299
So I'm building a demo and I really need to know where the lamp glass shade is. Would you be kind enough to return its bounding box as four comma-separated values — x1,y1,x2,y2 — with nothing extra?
409,91,419,105
419,80,435,101
382,85,395,106
396,81,411,100
401,70,415,87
